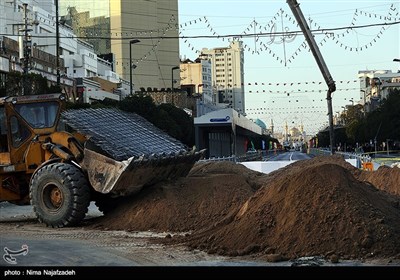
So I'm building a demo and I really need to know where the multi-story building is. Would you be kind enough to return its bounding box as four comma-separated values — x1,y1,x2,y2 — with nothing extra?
180,58,212,102
358,70,400,113
60,0,180,90
200,40,245,114
0,0,129,102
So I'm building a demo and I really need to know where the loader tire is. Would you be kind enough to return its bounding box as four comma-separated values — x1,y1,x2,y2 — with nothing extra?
30,162,90,228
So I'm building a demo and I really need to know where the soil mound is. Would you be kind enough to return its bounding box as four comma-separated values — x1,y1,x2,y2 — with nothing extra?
266,154,358,181
91,155,400,260
91,161,267,232
184,160,400,260
356,165,400,196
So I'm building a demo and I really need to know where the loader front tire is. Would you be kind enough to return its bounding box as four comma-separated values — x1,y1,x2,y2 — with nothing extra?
30,162,90,228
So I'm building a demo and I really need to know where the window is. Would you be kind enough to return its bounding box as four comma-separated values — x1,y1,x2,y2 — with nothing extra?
0,106,7,152
10,116,31,148
15,102,59,129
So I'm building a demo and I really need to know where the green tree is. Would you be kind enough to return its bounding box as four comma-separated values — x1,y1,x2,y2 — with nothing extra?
0,71,55,96
116,94,195,146
318,89,400,148
342,104,363,143
158,103,194,146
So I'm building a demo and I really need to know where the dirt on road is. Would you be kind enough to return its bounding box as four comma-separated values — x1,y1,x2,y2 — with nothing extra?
92,155,400,263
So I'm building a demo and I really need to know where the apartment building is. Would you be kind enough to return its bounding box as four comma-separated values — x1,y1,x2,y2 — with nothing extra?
200,40,245,114
358,70,400,113
0,0,127,101
60,0,180,90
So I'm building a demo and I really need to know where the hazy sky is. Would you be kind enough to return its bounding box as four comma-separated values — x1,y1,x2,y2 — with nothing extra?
178,0,400,134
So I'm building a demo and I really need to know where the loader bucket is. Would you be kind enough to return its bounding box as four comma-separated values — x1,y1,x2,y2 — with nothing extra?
61,108,204,197
82,148,203,196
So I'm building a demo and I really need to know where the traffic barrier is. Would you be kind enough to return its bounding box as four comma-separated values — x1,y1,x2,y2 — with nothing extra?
362,162,374,171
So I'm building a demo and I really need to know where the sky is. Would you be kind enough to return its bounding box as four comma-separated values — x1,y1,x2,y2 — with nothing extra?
178,0,400,135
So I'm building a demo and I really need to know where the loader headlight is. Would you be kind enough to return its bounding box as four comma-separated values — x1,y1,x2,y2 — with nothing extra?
59,95,66,101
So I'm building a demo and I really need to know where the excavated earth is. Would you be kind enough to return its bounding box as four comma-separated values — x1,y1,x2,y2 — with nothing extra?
92,155,400,262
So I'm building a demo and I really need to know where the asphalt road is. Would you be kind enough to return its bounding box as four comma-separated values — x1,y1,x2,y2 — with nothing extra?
270,151,312,161
0,202,278,267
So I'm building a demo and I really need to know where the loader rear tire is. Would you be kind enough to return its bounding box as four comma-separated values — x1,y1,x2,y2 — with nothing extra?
30,162,90,228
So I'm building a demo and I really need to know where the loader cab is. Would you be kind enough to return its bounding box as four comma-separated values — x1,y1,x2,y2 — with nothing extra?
0,94,64,166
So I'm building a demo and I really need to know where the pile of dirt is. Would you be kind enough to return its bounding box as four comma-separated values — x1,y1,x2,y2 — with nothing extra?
184,157,400,260
356,165,400,196
91,161,268,232
91,155,400,260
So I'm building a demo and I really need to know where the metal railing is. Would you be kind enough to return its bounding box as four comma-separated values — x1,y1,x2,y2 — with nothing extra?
199,149,287,163
199,151,263,163
309,148,374,169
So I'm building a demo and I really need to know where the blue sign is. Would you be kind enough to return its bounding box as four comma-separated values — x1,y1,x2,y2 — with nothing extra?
210,116,230,122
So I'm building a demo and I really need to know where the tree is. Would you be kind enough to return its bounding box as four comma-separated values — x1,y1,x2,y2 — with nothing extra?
318,89,400,149
158,103,194,146
116,94,195,146
0,71,56,96
343,104,363,143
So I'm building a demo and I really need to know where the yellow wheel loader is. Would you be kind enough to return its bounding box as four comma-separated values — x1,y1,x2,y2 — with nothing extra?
0,93,202,227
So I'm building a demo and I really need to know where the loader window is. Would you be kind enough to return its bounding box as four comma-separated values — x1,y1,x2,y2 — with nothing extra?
0,106,8,152
15,102,59,129
10,116,31,147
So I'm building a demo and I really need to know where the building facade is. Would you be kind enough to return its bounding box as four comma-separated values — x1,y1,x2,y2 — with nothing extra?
0,0,127,101
358,70,400,113
200,40,245,114
180,58,212,102
60,0,180,90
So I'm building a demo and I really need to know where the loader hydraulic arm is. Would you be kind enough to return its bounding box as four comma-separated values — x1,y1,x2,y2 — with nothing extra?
287,0,336,154
45,131,85,163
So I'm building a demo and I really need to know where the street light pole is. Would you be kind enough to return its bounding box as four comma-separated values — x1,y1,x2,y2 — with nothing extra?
171,66,179,92
129,39,140,95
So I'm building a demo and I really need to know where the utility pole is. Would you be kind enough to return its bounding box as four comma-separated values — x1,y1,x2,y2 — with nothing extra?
21,3,32,95
55,0,60,87
23,4,29,76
